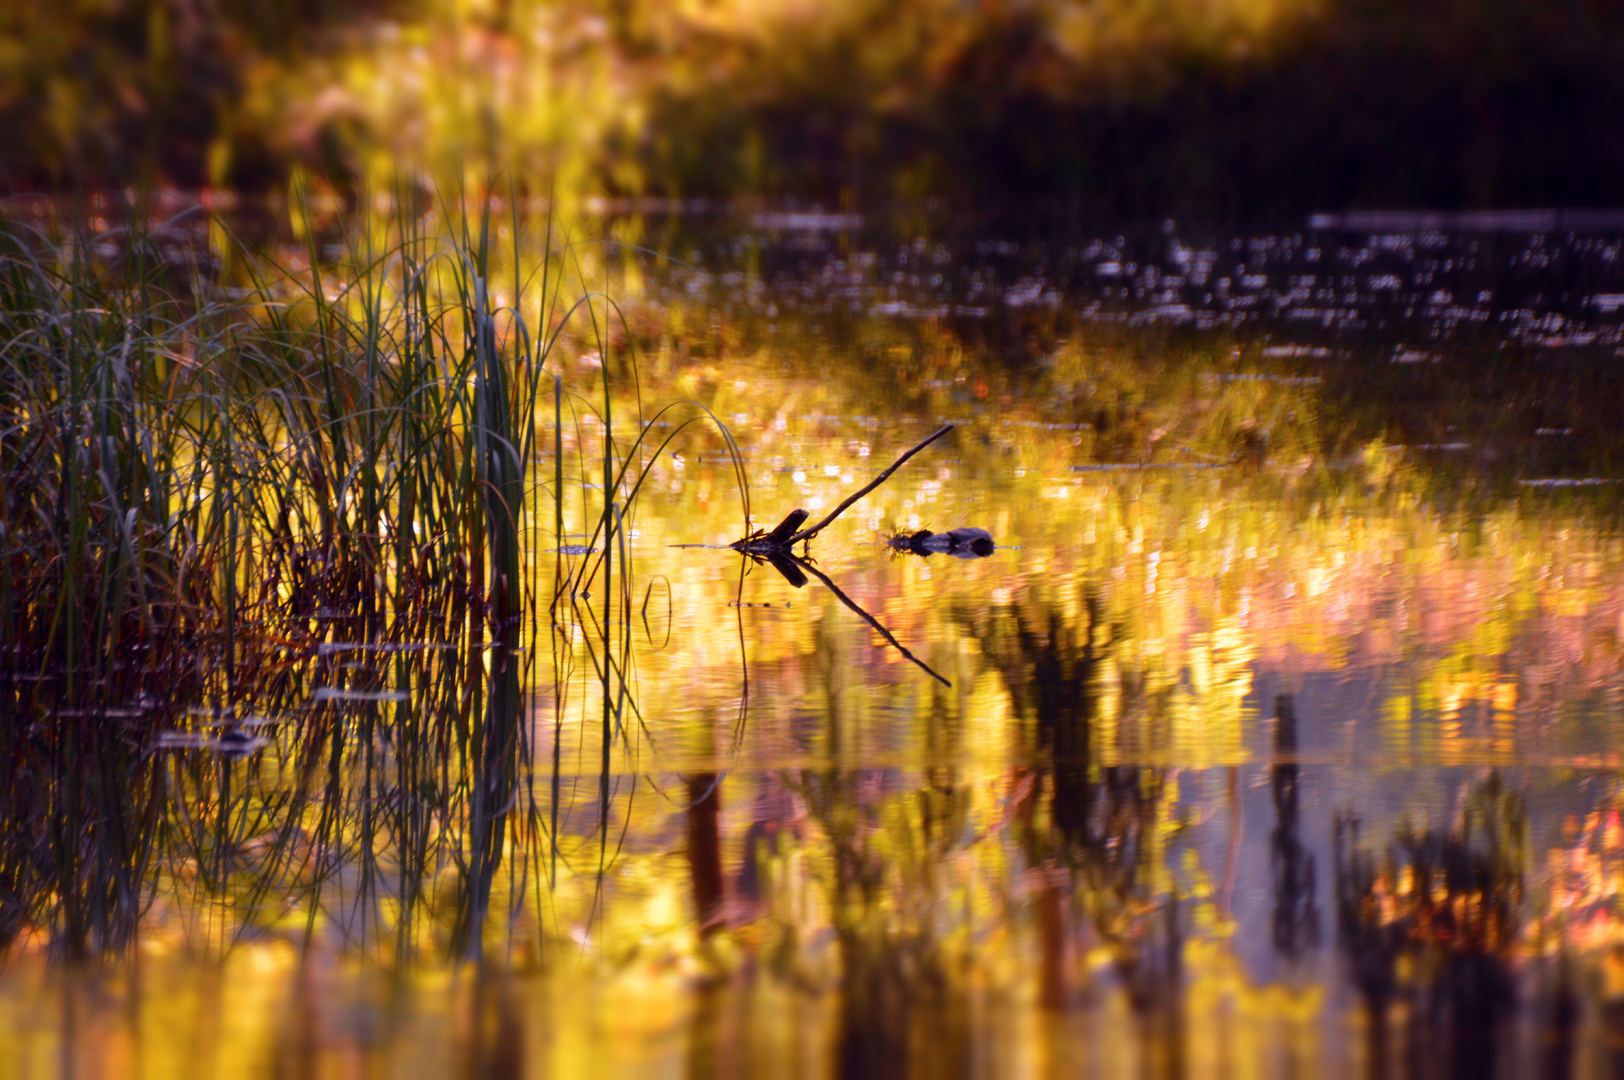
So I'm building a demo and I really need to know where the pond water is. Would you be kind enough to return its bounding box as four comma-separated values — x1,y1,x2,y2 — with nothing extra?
7,203,1624,1076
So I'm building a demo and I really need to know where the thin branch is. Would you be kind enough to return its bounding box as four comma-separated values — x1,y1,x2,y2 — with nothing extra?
786,424,954,545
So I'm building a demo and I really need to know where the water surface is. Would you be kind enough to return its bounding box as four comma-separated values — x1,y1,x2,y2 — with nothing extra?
6,206,1624,1076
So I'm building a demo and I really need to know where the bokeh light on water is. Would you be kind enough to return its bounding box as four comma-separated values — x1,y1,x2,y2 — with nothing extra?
5,204,1624,1075
10,0,1624,1070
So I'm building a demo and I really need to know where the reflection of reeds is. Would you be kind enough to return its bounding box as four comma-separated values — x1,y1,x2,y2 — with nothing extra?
0,191,742,961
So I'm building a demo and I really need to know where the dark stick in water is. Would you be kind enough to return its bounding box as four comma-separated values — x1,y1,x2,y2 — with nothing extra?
785,424,955,546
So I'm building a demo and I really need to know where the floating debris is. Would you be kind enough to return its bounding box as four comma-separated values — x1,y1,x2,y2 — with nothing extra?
1307,209,1624,231
1201,373,1322,385
156,730,270,757
750,211,862,232
1387,443,1471,452
317,641,452,656
1261,345,1334,358
1072,462,1230,471
888,527,995,559
313,688,410,703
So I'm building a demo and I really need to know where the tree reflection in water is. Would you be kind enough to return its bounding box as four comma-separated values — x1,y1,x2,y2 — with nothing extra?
1335,774,1524,1078
794,717,972,1074
1271,694,1319,963
964,589,1185,1073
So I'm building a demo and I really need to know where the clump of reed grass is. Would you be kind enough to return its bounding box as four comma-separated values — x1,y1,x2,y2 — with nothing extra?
0,188,745,963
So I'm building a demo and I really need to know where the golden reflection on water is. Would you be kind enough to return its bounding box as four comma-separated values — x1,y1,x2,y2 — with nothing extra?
10,323,1624,1075
604,393,1624,776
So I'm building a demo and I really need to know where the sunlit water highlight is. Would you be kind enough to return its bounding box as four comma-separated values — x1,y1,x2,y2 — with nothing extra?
7,206,1624,1076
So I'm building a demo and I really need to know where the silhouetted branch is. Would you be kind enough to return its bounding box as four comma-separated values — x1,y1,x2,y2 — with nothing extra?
787,425,954,544
732,424,955,554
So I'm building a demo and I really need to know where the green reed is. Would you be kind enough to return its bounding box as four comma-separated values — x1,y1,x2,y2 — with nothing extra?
0,189,745,964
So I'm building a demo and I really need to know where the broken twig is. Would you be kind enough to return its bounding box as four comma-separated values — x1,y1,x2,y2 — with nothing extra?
787,423,955,545
729,424,955,555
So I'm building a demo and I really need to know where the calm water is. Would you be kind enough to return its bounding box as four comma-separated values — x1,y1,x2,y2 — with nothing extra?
8,204,1624,1076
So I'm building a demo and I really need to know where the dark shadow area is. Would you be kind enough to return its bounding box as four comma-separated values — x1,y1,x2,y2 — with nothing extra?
11,1,1624,225
641,0,1624,225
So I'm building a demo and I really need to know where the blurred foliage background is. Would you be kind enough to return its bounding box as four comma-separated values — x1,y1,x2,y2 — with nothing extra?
5,0,1624,222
